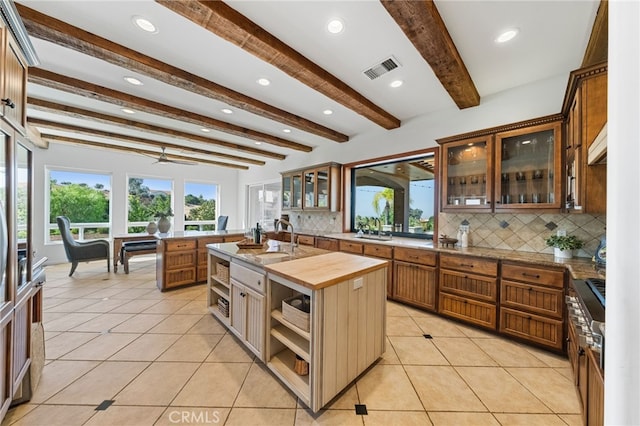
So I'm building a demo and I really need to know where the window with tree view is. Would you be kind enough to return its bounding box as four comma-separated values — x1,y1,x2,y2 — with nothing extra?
128,177,173,233
184,181,219,231
351,150,436,238
48,169,111,243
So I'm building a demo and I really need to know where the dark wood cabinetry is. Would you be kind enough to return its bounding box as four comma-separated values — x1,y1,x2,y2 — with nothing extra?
1,31,27,134
315,237,338,251
393,248,437,311
282,162,341,212
586,349,604,426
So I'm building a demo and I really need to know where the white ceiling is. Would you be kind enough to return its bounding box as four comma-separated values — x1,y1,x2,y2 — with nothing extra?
19,0,599,169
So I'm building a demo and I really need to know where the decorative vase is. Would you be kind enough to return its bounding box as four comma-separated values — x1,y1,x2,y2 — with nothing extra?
157,217,171,233
146,221,158,234
554,248,573,259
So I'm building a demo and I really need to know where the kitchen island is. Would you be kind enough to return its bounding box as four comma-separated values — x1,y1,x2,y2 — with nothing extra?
207,241,388,412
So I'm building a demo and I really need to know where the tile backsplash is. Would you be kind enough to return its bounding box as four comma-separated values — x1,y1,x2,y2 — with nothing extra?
283,211,343,234
439,212,606,258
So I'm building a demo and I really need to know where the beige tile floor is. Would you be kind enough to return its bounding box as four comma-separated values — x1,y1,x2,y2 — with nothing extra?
2,257,583,426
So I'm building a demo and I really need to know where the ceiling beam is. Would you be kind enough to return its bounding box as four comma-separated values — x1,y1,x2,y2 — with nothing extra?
26,123,48,148
380,0,480,109
27,97,287,160
41,134,249,170
29,68,312,152
582,0,608,67
27,118,265,166
16,3,348,143
157,0,400,131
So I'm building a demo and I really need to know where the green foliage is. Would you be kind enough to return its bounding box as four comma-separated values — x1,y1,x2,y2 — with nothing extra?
50,182,109,223
372,188,394,221
545,235,584,250
185,194,204,206
187,199,216,221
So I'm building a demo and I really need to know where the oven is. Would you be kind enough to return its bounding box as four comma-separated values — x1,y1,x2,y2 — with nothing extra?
566,278,605,369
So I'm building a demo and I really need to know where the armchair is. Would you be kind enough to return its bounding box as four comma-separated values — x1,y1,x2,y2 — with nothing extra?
56,216,110,276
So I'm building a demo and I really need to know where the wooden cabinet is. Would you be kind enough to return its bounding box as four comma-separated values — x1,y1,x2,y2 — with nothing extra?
364,243,394,298
393,247,437,310
499,262,565,350
282,162,341,212
586,348,604,426
1,27,28,134
339,240,363,255
563,63,607,214
229,261,266,360
438,115,563,212
296,234,315,246
315,237,338,251
438,254,498,329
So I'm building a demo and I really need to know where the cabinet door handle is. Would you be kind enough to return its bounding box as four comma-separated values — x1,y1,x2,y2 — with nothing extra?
522,272,540,279
2,98,15,109
240,292,246,297
460,263,474,268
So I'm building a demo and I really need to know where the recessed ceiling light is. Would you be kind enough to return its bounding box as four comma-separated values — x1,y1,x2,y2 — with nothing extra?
201,128,210,133
255,141,262,145
390,80,403,88
323,109,333,115
132,15,158,33
495,28,519,44
221,108,233,114
124,76,143,86
283,129,291,133
121,108,135,114
257,78,271,86
327,18,344,34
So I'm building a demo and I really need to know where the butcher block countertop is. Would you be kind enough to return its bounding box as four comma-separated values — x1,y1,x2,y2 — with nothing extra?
264,251,389,290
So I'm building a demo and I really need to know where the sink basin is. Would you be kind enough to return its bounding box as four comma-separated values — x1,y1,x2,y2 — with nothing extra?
254,252,291,260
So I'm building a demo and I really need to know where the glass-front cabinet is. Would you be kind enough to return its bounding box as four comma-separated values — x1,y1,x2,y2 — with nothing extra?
494,122,562,210
281,163,341,212
441,135,493,211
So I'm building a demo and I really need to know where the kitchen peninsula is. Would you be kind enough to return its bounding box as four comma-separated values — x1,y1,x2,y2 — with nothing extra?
207,241,388,412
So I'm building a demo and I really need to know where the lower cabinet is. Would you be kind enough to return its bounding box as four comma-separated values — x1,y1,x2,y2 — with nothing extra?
586,349,604,426
438,254,498,329
363,243,394,298
0,311,11,419
315,237,338,251
229,261,266,360
392,247,437,309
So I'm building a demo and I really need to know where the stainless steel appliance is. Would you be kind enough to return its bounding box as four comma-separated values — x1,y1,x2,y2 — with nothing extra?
567,278,605,369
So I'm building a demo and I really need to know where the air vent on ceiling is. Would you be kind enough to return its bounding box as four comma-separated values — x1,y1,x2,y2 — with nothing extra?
363,56,400,80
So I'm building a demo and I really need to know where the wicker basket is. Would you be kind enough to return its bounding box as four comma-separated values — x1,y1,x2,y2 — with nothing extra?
282,295,310,332
218,297,229,317
216,263,229,283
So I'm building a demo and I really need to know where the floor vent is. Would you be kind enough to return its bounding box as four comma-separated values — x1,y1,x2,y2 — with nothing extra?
355,404,368,415
95,400,115,411
423,334,433,339
363,56,400,80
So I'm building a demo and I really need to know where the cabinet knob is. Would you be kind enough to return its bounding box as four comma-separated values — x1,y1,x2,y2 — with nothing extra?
2,98,15,109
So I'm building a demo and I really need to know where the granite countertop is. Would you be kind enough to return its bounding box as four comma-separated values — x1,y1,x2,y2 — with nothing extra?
207,240,330,267
323,232,605,280
155,229,246,239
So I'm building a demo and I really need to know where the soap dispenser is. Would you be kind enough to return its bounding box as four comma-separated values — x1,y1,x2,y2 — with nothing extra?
461,229,469,248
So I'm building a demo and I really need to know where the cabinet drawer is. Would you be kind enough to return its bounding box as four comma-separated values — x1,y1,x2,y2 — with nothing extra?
297,235,315,246
165,239,197,252
197,236,224,247
224,235,244,243
438,292,496,330
440,254,497,276
165,267,196,288
165,251,197,270
339,240,363,254
363,243,393,259
315,237,338,251
499,307,564,350
439,269,497,302
394,247,436,266
230,261,265,294
501,263,564,288
500,280,564,319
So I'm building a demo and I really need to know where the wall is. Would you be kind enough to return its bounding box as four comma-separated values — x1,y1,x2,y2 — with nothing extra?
33,143,239,264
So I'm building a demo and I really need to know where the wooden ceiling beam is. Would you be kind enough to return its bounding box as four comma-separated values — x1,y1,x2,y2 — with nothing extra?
156,0,400,131
16,3,348,143
41,134,249,170
380,0,480,109
29,68,311,152
582,0,608,67
27,118,265,166
27,97,286,160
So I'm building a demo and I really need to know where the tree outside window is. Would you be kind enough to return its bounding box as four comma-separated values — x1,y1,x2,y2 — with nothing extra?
127,177,173,233
184,181,218,231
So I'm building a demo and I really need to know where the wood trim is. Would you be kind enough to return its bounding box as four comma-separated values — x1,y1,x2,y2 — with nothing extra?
28,118,264,166
381,0,480,109
16,3,348,143
582,0,608,67
29,68,313,152
27,97,286,160
157,0,399,131
561,62,608,116
40,134,249,170
436,114,564,144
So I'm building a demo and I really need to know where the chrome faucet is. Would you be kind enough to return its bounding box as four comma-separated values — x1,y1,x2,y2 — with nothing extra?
276,218,296,254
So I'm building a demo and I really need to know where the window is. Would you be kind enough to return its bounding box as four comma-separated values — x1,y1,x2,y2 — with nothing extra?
47,168,112,243
349,149,437,238
247,181,281,230
184,181,219,231
127,176,173,233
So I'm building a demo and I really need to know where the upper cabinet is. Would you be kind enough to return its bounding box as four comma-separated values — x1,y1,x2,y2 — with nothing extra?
438,116,563,212
281,162,341,212
562,63,607,214
0,24,28,135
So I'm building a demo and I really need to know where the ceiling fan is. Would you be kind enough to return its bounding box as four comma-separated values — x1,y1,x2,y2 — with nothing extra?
147,147,197,165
